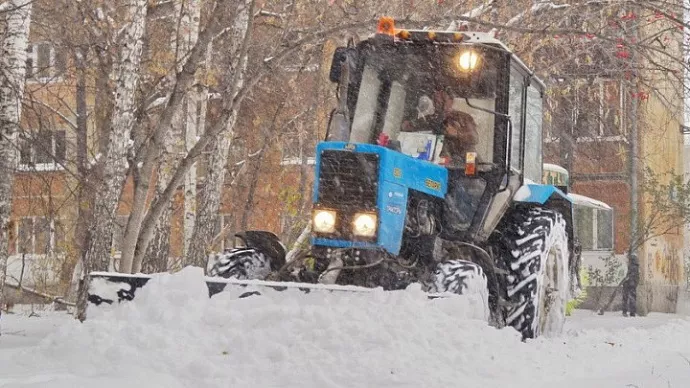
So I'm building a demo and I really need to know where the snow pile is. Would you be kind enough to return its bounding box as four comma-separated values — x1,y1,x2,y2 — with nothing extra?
2,267,690,388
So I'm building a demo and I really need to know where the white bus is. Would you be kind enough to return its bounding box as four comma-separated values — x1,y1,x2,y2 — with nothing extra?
542,164,622,284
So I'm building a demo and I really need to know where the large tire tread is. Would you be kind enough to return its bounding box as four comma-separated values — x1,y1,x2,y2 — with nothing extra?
428,259,488,295
494,206,568,339
207,248,272,280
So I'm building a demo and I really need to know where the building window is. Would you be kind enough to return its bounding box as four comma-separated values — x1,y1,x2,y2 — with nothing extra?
578,80,624,138
280,156,316,166
18,130,66,171
546,78,626,143
572,79,625,141
596,209,614,250
26,42,66,82
574,206,614,251
16,217,63,255
280,125,316,166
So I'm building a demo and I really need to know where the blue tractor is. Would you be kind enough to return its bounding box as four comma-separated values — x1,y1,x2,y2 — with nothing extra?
90,18,582,340
207,18,581,339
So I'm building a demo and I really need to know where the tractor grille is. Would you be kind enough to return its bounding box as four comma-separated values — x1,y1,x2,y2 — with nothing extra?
317,150,379,208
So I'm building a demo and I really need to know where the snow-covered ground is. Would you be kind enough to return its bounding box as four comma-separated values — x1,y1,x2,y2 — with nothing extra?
1,267,689,388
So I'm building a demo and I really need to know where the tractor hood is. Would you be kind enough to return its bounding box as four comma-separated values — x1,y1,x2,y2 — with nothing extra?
310,141,448,255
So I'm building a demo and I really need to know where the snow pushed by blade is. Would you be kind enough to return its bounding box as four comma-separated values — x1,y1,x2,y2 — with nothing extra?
2,267,690,388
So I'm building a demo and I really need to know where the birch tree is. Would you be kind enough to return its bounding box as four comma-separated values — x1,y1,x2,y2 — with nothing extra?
118,0,202,274
129,4,378,272
119,0,255,274
76,0,149,320
184,0,254,267
143,4,212,273
0,0,31,318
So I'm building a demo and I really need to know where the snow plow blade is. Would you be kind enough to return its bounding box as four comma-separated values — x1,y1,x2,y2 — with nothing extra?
87,271,450,306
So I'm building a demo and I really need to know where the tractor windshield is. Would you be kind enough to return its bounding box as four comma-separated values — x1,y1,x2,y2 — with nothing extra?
349,43,502,166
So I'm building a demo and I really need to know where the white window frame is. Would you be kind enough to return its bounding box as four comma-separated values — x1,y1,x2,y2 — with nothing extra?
280,156,316,166
17,130,66,172
574,206,614,251
545,78,627,144
544,77,566,143
26,42,65,83
575,78,627,143
16,216,60,256
279,124,316,166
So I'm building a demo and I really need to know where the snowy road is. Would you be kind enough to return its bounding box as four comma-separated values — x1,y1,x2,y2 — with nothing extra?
1,268,689,388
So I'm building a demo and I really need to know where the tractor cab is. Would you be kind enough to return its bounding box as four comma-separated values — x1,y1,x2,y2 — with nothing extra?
325,17,546,242
338,32,502,170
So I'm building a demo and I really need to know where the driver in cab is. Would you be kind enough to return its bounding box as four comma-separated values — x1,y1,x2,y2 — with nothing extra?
440,110,478,166
403,88,478,166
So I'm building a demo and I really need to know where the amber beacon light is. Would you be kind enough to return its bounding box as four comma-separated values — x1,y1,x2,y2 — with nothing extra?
377,16,395,36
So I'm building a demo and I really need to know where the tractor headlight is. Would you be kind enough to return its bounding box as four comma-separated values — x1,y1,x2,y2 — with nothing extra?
353,212,378,238
313,209,337,234
458,50,480,72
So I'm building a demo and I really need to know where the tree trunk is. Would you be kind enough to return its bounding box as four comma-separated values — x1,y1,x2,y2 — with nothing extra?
185,41,246,267
120,0,201,274
183,93,198,258
162,0,254,269
239,142,267,232
139,94,188,273
76,0,148,321
183,1,203,254
139,92,188,274
123,0,233,274
66,58,112,299
58,49,90,291
0,0,31,320
136,0,349,272
137,106,181,273
285,223,311,264
141,205,173,273
185,130,232,267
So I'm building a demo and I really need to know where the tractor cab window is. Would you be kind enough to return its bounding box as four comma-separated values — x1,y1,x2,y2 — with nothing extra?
349,44,500,168
524,84,543,183
508,67,526,173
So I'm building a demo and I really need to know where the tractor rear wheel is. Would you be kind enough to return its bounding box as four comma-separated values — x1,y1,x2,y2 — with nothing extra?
495,206,569,339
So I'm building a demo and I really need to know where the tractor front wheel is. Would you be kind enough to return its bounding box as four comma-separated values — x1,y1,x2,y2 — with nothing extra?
428,259,488,295
424,259,490,320
207,248,272,280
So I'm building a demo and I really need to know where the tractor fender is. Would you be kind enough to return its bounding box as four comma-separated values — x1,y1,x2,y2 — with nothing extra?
513,183,571,206
513,183,575,246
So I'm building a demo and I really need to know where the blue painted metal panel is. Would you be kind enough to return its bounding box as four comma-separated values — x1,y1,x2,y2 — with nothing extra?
313,141,448,200
311,141,450,255
377,146,448,199
377,181,408,254
311,238,378,249
515,183,573,205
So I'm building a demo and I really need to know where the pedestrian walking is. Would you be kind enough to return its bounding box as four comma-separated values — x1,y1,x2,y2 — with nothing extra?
622,253,640,317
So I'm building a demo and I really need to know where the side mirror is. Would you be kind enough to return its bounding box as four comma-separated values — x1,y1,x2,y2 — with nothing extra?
329,47,348,83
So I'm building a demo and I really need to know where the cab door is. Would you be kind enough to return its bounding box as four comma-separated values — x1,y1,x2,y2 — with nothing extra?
508,64,528,176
